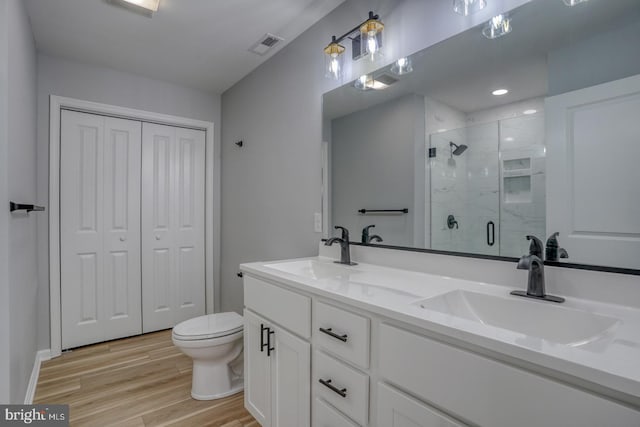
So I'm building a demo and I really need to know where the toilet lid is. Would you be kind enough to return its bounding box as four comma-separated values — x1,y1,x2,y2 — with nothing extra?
173,312,243,341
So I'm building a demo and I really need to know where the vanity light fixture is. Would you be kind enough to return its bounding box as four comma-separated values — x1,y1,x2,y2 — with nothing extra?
563,0,589,6
120,0,160,12
324,37,346,80
391,57,413,75
482,13,512,39
453,0,487,16
323,11,384,80
492,88,509,96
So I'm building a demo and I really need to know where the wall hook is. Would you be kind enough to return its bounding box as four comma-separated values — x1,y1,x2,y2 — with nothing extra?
235,140,243,147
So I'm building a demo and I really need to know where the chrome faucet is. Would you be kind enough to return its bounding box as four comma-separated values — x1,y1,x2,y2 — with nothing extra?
361,225,383,244
510,235,565,303
325,226,357,265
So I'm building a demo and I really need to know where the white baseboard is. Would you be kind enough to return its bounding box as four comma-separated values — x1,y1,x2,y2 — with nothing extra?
24,349,51,404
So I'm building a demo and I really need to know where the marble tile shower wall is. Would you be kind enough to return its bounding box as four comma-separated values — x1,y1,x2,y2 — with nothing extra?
427,97,546,258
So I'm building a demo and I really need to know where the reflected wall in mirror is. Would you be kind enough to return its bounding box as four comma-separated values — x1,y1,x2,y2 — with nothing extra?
322,0,640,271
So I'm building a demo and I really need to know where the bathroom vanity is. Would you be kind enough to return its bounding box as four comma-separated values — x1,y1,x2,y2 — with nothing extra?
241,255,640,427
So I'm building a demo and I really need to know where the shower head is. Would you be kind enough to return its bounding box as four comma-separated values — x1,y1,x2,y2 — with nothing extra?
450,142,468,156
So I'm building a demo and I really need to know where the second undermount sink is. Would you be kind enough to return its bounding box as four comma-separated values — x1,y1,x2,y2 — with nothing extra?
414,290,619,347
266,259,356,280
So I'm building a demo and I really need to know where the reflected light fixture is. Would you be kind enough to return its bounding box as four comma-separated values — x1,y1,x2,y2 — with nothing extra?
483,13,512,39
391,57,413,75
354,74,389,91
563,0,589,5
523,109,537,115
323,11,384,80
492,88,509,96
324,37,345,80
121,0,160,12
453,0,487,16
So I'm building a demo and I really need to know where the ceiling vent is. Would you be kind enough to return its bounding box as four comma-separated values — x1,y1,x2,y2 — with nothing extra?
249,33,285,56
375,74,399,86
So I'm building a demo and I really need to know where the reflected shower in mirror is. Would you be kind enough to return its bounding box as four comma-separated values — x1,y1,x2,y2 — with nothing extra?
322,0,640,271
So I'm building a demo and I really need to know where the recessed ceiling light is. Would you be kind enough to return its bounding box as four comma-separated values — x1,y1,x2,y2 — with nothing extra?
121,0,159,12
563,0,589,6
492,89,509,96
523,109,537,115
504,137,515,142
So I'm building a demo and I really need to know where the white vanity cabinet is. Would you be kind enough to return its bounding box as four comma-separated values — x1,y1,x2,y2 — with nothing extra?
242,263,640,427
243,276,311,427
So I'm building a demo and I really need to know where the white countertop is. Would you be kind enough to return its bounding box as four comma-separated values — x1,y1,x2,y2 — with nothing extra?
240,256,640,404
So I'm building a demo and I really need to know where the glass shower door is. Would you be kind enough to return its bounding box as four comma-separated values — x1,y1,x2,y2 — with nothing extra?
429,122,500,256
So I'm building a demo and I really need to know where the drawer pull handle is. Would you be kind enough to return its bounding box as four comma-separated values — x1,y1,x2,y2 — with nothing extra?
319,327,348,342
319,379,347,398
260,324,268,352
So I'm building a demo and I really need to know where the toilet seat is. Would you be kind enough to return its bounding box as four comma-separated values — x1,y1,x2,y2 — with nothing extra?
173,312,243,341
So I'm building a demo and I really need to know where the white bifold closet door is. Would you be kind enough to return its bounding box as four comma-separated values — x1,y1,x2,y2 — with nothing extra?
141,123,206,333
60,110,143,349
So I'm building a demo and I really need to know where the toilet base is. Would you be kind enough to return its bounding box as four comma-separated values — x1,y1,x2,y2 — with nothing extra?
192,378,243,400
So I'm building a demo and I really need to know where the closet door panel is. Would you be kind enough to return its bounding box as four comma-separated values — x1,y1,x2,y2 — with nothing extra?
102,117,143,340
142,123,206,332
142,124,177,332
174,128,206,324
61,111,105,349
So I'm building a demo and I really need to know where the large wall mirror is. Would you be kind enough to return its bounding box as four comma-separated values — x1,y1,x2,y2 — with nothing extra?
322,0,640,272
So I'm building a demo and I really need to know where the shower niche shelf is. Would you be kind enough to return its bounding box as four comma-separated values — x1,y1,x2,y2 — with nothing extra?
503,157,532,204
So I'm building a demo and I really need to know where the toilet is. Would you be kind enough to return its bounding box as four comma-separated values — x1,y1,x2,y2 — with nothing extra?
172,312,244,400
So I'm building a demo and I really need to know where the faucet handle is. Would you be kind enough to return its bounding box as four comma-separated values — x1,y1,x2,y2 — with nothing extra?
526,235,544,259
334,226,349,241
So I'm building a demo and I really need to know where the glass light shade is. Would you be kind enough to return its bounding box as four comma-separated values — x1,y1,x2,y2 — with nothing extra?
482,13,512,39
360,19,384,61
391,57,413,75
453,0,487,16
563,0,589,5
324,42,345,80
354,74,371,91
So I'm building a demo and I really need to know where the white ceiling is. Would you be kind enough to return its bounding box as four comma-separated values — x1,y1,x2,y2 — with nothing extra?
24,0,345,94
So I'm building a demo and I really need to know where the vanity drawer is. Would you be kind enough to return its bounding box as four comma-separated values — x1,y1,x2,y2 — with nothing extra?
314,350,369,426
313,398,359,427
377,382,467,427
314,301,370,369
244,275,311,338
379,324,640,427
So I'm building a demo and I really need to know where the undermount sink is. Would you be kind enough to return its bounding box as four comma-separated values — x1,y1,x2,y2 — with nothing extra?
266,259,356,280
414,290,619,346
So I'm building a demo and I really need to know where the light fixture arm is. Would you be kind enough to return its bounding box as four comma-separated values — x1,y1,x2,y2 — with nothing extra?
328,11,380,47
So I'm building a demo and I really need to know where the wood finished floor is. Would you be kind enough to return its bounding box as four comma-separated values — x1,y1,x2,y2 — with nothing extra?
34,330,258,427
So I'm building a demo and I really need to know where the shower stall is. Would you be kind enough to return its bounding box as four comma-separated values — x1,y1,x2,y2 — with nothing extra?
428,114,546,257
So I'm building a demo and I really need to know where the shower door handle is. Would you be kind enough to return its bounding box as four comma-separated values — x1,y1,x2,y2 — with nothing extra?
487,221,495,246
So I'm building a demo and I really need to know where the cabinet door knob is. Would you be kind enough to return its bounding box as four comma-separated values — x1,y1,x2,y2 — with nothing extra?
319,327,348,342
319,379,347,398
119,236,126,242
155,235,161,240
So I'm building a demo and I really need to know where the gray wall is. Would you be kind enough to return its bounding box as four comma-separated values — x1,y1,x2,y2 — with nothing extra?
36,55,222,349
548,12,640,96
220,0,528,313
0,0,10,403
331,94,424,246
0,0,38,403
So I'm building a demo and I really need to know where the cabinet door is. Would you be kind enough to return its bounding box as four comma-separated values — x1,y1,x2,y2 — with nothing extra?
271,324,310,427
60,110,142,349
244,310,272,427
141,123,205,332
378,382,466,427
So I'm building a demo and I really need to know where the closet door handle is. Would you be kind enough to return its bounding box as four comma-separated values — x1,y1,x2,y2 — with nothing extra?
319,379,347,398
487,221,495,246
319,327,348,342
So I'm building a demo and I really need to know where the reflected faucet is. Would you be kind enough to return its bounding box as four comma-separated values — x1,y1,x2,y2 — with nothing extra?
362,225,383,244
325,226,357,265
511,235,565,303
